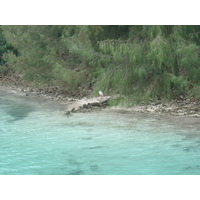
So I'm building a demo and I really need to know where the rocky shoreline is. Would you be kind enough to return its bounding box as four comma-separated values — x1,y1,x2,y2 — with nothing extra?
0,74,199,118
110,98,200,118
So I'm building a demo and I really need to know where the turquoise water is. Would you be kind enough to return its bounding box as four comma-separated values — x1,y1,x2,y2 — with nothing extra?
0,90,200,175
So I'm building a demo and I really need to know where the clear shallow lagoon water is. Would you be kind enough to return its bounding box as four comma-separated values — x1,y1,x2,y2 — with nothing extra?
0,90,200,175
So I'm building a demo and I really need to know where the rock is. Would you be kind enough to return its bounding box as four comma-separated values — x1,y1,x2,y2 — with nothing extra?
147,108,155,112
189,114,200,118
10,90,17,94
71,108,75,113
82,104,88,109
65,111,71,115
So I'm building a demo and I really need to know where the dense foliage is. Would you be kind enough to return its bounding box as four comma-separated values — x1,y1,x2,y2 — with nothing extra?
1,25,200,103
0,27,17,73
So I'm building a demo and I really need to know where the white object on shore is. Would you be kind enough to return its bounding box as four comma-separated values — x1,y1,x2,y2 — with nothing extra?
98,91,104,96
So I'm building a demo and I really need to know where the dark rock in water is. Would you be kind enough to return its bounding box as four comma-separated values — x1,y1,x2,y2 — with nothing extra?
68,158,81,166
81,137,93,140
90,164,99,171
71,107,75,113
82,104,88,109
183,165,200,171
89,146,104,149
182,147,191,152
171,144,180,148
65,111,71,115
183,166,193,170
67,169,84,175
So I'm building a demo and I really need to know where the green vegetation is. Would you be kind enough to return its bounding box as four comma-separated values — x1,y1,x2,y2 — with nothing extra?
0,25,199,103
0,27,17,74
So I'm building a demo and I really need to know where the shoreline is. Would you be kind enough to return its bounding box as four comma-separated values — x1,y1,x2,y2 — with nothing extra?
1,79,200,132
0,74,199,118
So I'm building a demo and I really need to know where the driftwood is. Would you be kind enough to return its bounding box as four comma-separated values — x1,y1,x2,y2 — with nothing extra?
88,96,110,106
65,96,110,114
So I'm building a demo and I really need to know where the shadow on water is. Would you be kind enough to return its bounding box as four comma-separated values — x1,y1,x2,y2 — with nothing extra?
7,105,35,122
0,92,35,122
2,101,35,122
